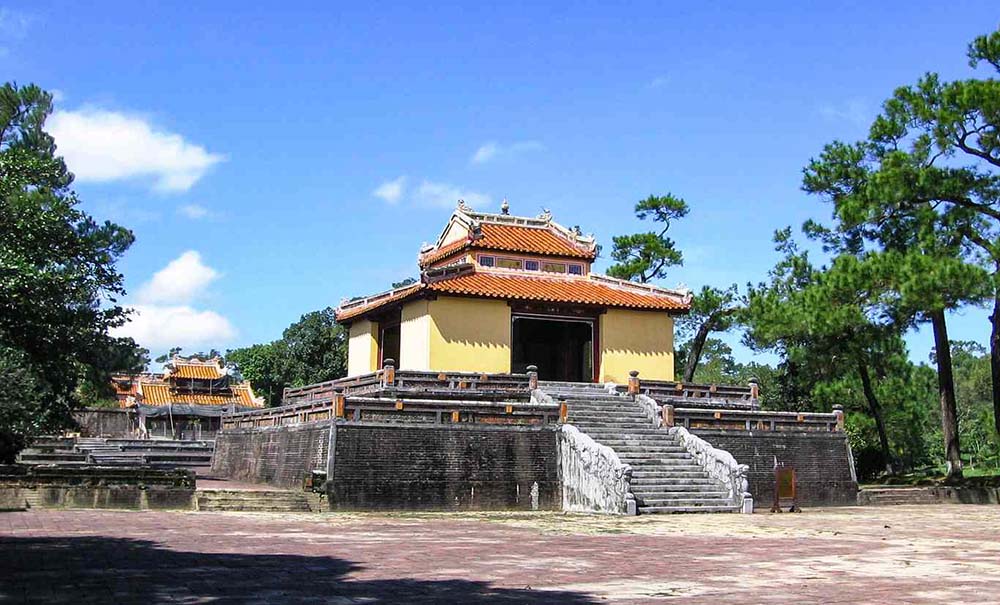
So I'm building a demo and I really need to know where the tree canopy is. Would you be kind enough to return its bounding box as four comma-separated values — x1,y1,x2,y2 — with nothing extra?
0,82,145,460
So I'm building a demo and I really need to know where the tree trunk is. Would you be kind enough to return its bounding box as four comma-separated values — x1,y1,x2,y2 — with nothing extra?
930,309,963,480
857,361,895,474
683,320,714,383
990,294,1000,435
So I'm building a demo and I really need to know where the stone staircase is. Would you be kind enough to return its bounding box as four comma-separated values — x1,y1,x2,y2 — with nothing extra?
196,489,314,512
540,381,738,514
858,486,942,506
18,437,214,469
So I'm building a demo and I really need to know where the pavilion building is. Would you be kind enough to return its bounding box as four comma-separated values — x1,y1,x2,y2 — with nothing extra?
113,356,263,439
336,202,691,383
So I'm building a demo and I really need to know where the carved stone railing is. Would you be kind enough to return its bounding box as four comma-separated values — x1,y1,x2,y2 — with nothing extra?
669,425,751,512
634,394,661,428
558,425,635,514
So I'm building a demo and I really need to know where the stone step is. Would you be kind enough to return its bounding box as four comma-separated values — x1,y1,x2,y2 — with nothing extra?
582,431,669,438
616,452,692,461
638,505,737,514
594,439,689,456
629,481,722,491
632,469,710,478
637,495,733,505
568,410,648,418
633,490,730,500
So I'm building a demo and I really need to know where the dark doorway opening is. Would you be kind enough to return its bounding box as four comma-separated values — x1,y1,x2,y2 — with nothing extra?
511,316,594,382
378,318,401,366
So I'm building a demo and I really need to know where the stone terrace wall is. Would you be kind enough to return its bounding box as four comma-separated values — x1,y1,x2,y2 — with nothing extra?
0,464,195,511
694,430,858,507
211,422,330,489
330,423,560,511
73,408,137,438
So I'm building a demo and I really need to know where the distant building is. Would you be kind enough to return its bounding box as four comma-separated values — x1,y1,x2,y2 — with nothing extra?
110,356,263,439
335,202,691,383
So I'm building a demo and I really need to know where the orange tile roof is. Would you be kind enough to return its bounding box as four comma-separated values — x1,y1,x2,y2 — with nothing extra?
134,382,264,408
337,282,424,321
169,360,226,379
478,223,596,259
336,267,690,321
419,224,596,267
427,271,689,311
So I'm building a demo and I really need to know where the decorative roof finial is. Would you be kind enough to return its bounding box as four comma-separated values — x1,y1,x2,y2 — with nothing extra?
538,208,552,222
500,198,510,215
457,199,470,212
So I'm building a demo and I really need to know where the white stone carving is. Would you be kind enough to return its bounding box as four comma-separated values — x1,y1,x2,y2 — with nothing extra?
669,425,752,512
558,424,633,514
634,394,662,428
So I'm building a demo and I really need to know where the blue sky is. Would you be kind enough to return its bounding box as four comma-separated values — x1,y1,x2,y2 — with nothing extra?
2,2,998,364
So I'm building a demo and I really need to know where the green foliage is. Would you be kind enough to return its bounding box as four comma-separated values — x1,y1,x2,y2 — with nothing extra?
0,82,144,459
607,194,688,283
676,284,741,381
227,307,347,407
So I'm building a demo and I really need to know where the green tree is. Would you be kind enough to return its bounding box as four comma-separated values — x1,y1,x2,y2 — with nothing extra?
226,342,283,407
743,230,916,473
227,307,348,407
0,82,141,460
868,27,1000,436
607,194,688,283
678,284,741,382
803,120,990,479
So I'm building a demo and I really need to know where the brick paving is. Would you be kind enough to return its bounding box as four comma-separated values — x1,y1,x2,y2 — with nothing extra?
2,505,1000,604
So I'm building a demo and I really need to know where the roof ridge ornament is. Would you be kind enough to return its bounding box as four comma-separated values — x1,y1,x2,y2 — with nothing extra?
500,198,510,215
538,208,552,222
457,199,471,213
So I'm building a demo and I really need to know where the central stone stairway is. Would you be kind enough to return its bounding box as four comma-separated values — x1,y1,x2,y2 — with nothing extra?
540,381,738,514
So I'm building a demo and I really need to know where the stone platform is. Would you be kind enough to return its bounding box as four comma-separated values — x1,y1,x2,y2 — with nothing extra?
2,505,999,603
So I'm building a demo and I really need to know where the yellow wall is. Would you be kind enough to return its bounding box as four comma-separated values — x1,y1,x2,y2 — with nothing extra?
399,300,431,370
599,309,674,384
428,297,511,373
347,320,379,376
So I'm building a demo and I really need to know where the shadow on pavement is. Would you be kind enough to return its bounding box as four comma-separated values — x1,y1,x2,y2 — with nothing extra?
0,535,599,604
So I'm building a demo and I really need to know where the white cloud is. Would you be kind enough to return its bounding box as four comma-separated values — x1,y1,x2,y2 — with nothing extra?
648,75,669,89
415,180,491,209
373,176,406,204
818,98,870,127
472,142,499,164
115,251,235,350
112,305,236,350
47,108,225,193
470,140,544,165
137,250,220,304
178,204,210,219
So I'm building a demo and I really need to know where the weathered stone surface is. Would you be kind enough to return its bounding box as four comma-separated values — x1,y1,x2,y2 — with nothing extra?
3,506,1000,604
330,423,560,511
211,422,330,489
693,429,858,507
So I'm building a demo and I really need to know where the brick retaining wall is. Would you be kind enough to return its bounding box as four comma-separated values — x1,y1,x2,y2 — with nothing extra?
210,422,330,489
694,430,858,507
329,423,560,511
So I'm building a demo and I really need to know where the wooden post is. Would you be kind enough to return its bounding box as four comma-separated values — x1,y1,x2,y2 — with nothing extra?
559,401,568,423
832,404,845,431
382,358,396,389
748,378,760,408
527,365,539,391
627,370,640,396
661,403,674,428
334,392,346,419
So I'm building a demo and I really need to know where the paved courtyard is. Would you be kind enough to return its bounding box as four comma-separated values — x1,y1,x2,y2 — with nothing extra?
2,505,1000,604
